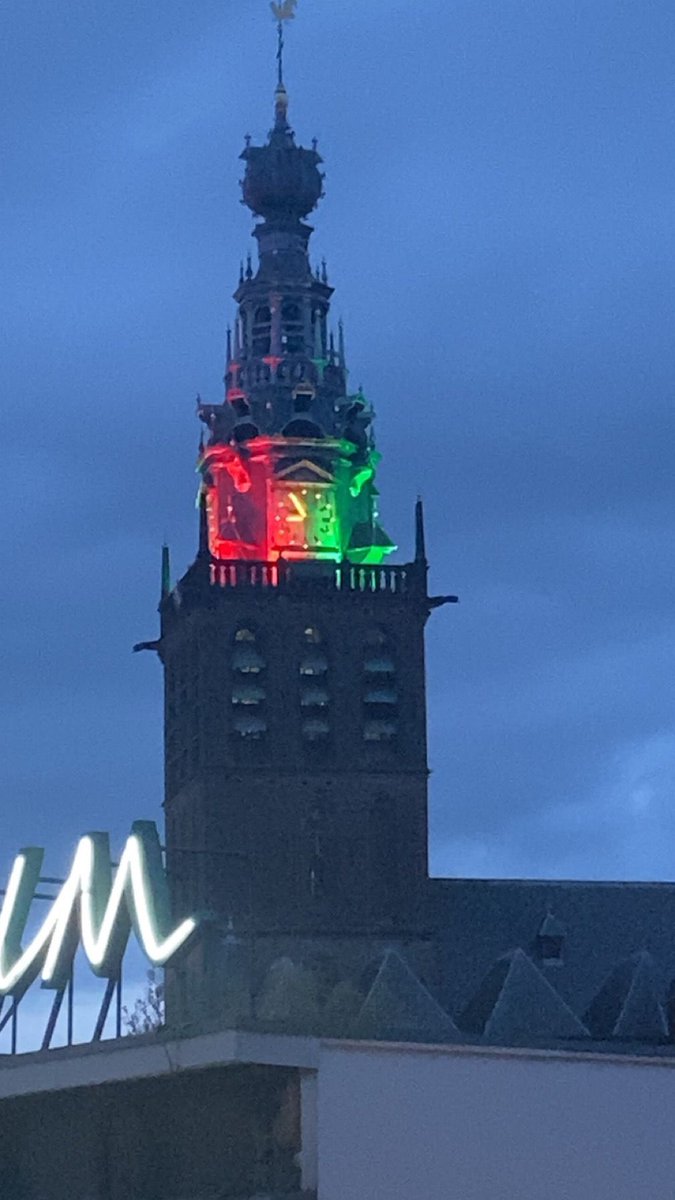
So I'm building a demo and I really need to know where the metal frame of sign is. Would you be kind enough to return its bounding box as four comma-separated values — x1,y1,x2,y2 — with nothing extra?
0,821,198,1054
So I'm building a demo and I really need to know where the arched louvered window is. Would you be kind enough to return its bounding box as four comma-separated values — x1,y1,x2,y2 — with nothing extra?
312,308,327,359
281,301,304,354
238,307,249,350
363,628,398,742
252,304,271,357
231,626,267,738
299,627,330,742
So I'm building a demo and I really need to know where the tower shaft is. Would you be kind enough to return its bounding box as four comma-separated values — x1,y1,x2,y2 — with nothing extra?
162,560,430,938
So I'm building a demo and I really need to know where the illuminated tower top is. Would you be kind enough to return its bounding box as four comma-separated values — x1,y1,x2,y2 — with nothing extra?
196,3,394,567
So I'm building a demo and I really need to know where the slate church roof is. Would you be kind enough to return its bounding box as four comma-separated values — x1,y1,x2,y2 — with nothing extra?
208,877,675,1057
423,876,675,1053
458,948,589,1045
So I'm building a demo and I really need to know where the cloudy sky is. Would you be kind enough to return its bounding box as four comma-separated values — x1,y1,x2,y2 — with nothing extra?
1,0,674,899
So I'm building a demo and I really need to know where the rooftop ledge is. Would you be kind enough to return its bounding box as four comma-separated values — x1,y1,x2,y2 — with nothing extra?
3,1025,675,1103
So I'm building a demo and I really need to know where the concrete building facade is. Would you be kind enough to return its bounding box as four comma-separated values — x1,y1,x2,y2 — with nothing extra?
2,1029,675,1200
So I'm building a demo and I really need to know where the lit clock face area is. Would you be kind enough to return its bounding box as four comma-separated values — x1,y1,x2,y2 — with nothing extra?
208,476,264,559
271,483,339,558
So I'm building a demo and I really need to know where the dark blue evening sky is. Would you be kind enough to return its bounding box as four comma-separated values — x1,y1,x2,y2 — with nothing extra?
2,0,675,885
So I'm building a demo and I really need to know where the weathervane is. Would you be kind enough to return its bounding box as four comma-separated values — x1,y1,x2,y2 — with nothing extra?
270,0,298,87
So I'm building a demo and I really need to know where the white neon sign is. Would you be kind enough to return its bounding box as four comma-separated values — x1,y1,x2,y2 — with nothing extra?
0,822,197,999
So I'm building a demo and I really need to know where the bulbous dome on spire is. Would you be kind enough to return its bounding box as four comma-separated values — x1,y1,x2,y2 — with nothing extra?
240,87,324,223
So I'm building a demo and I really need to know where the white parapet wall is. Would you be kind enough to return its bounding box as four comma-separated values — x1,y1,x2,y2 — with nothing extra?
2,1029,675,1199
317,1040,675,1200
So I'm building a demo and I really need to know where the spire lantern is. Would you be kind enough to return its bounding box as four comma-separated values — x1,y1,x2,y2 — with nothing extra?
239,126,323,225
240,0,323,223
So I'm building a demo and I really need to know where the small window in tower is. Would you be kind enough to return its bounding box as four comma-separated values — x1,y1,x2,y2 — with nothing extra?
363,627,398,743
299,628,330,741
231,681,266,706
233,712,267,739
363,627,396,676
232,644,265,674
254,305,271,326
300,685,330,709
282,301,304,355
300,651,328,677
364,718,398,742
231,626,267,736
363,684,398,705
302,716,330,742
363,654,396,676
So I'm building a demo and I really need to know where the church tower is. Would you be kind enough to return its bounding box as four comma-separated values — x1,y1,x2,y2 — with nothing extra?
147,12,456,1022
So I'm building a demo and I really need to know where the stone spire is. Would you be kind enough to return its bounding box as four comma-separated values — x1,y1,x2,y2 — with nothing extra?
199,1,351,441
